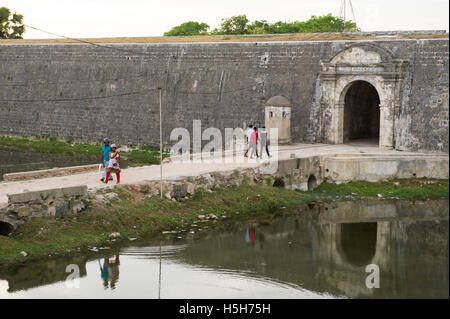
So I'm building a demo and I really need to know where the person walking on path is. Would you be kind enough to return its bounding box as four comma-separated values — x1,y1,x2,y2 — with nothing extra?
259,126,271,159
104,144,121,184
244,124,253,157
249,126,259,159
101,138,113,182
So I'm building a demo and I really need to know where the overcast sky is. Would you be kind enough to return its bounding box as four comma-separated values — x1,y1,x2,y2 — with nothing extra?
2,0,449,39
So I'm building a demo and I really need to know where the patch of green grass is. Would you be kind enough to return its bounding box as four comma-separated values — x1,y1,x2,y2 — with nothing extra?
0,136,166,166
307,178,449,200
127,149,163,166
0,136,99,157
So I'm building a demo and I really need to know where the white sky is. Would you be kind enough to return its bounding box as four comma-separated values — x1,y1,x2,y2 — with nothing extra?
1,0,449,39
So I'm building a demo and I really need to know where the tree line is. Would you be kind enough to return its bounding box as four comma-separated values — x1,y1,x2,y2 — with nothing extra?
164,14,360,36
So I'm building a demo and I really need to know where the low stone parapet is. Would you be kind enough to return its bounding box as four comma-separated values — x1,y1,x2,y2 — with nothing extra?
2,186,88,231
2,164,100,182
323,156,449,182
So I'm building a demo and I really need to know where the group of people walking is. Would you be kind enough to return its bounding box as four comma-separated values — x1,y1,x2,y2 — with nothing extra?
244,124,271,159
101,138,121,184
100,125,268,184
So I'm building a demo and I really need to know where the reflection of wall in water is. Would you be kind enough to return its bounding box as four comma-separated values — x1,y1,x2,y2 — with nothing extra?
0,256,88,292
177,200,448,298
317,200,449,298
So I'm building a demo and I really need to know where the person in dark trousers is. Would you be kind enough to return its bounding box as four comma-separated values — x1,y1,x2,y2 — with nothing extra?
259,126,271,159
244,124,253,157
100,138,113,182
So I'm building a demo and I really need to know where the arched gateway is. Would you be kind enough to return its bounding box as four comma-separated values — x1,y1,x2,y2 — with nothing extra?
343,80,380,144
317,44,409,148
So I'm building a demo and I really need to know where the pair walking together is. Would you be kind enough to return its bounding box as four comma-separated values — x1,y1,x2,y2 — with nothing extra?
244,124,271,159
101,138,121,184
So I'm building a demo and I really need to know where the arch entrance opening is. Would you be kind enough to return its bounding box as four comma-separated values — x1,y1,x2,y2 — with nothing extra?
0,221,14,236
343,81,380,144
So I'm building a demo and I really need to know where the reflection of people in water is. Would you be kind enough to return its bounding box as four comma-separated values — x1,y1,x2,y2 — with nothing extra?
245,227,256,246
99,255,120,289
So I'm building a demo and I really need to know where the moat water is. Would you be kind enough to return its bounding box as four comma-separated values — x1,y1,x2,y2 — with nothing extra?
0,199,448,299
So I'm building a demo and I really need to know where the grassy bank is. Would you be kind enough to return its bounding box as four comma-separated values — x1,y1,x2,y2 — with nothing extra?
0,136,166,166
0,178,447,264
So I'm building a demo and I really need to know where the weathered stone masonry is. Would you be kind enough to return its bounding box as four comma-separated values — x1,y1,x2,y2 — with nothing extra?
0,186,88,233
0,34,448,152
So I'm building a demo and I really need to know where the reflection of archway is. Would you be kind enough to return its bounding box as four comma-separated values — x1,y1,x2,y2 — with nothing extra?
0,221,14,236
340,223,378,266
343,81,380,144
307,174,318,190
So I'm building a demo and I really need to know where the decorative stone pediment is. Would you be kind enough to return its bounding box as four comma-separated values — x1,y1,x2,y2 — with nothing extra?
320,44,408,80
331,46,382,65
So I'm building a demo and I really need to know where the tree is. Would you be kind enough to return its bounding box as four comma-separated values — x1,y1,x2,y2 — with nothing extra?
0,7,25,39
299,14,360,33
247,20,271,34
212,15,249,35
164,21,210,36
250,14,360,34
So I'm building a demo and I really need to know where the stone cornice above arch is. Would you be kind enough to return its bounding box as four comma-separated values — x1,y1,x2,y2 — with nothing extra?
320,44,409,81
329,43,396,65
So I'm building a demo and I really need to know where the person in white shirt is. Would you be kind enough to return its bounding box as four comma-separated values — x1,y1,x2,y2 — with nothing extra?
244,124,253,157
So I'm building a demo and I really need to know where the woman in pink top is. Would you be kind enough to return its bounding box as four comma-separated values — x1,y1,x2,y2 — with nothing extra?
249,127,258,159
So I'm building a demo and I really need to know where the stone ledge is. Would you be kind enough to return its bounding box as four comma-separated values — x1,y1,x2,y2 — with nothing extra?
7,186,88,204
3,164,100,182
0,185,89,234
323,156,449,181
0,30,447,45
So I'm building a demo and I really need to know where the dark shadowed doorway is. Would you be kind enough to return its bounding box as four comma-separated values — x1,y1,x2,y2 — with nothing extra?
343,81,380,144
0,221,14,236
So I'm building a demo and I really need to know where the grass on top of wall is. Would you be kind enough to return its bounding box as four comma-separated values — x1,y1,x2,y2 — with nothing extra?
0,136,166,166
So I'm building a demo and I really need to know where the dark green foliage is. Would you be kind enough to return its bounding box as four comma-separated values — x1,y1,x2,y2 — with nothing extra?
166,14,360,36
211,15,250,35
164,21,210,36
0,7,25,39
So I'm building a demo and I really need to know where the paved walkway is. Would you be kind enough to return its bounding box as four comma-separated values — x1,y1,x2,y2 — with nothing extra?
0,142,446,204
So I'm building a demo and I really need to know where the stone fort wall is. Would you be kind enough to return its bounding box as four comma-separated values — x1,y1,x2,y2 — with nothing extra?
0,36,448,152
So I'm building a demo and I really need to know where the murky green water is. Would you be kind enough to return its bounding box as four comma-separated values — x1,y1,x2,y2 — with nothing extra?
0,200,448,299
0,147,98,181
